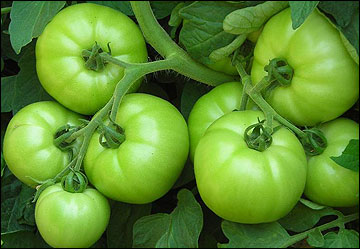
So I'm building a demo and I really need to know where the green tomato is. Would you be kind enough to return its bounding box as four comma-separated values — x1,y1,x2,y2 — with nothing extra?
35,183,110,248
251,8,359,126
304,118,359,207
206,57,238,76
36,3,148,115
188,82,256,162
84,93,189,204
3,101,83,187
195,110,307,223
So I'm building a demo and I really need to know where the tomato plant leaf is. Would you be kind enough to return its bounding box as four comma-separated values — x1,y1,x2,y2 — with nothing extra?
180,81,211,121
318,1,359,57
218,220,290,248
0,44,53,115
331,139,359,172
223,1,288,34
278,201,340,233
307,227,325,247
88,1,134,16
289,1,319,29
132,189,203,248
107,202,151,248
178,1,242,64
8,1,66,54
323,229,359,248
1,168,36,234
0,231,49,248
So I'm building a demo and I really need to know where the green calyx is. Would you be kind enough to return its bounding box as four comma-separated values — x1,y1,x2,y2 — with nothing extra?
82,42,112,72
244,119,274,152
300,128,328,156
97,119,126,149
61,171,88,193
264,58,294,87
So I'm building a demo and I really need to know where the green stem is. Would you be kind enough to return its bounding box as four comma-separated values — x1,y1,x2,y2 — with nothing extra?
281,212,359,248
130,1,236,86
236,63,305,138
1,7,11,15
110,57,177,121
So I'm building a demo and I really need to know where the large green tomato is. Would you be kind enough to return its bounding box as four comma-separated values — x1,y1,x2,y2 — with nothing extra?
188,81,255,162
3,101,83,187
84,93,189,204
194,110,307,223
304,118,359,207
251,8,359,126
36,3,148,115
35,183,110,248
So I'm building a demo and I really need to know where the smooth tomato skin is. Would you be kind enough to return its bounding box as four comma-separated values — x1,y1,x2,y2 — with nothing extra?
36,3,148,115
251,8,359,126
84,93,189,204
188,82,256,162
195,110,307,224
206,57,238,76
35,183,110,248
3,101,83,187
304,118,359,207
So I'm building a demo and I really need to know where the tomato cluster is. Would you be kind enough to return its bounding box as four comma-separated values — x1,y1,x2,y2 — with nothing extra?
2,3,359,248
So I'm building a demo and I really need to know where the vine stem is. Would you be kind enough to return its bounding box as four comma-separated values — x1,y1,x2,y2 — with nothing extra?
235,62,306,138
130,1,237,86
280,212,359,248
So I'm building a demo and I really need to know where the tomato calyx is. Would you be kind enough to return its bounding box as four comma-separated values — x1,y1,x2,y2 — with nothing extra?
97,118,126,149
264,58,293,87
244,118,277,151
61,170,88,193
82,42,111,72
299,128,328,156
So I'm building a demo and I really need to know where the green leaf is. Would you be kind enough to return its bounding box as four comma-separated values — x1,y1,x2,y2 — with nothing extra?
88,1,134,15
133,189,203,248
180,81,212,121
289,1,319,29
179,1,242,64
0,44,53,115
9,1,66,54
318,1,359,57
1,231,50,248
278,201,340,233
223,1,289,34
1,168,36,234
331,139,359,172
307,228,325,247
107,202,151,248
151,1,181,20
218,220,290,248
323,229,359,248
172,158,195,189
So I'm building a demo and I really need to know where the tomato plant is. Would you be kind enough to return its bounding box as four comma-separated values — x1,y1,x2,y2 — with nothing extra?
304,118,359,207
3,101,83,187
1,1,359,248
194,110,307,223
251,8,359,126
35,183,110,248
84,93,189,204
35,3,148,115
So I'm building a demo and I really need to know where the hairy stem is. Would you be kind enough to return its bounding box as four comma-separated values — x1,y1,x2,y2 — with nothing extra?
130,1,237,86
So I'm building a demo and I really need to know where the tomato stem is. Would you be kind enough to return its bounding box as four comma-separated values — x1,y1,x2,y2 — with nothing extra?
130,1,237,86
281,212,359,248
235,62,306,139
